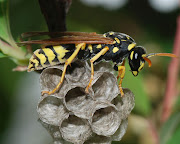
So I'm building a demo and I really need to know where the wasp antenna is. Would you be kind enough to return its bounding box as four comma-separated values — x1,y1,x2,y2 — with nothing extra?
143,57,152,67
146,53,177,58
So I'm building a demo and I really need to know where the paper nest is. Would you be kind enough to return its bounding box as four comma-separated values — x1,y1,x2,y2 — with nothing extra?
38,60,135,144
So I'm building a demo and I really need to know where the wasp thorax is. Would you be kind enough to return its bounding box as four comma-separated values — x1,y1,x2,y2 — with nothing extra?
128,46,146,76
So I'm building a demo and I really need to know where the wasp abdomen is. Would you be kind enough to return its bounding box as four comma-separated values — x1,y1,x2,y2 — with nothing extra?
28,45,70,72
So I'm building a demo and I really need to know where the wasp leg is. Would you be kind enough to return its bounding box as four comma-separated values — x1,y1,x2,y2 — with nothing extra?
117,60,126,97
41,43,86,96
85,46,109,93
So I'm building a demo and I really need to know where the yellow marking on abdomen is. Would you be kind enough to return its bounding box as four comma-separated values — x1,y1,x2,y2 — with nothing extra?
113,47,119,53
30,59,40,67
27,63,34,72
53,45,69,63
28,59,39,72
43,48,56,64
28,45,70,71
27,49,47,71
33,50,47,67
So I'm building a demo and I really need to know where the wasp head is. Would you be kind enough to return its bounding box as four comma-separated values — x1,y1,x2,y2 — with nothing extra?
128,46,146,76
128,46,177,76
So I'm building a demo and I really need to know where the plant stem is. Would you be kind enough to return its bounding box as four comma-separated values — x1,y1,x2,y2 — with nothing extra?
162,15,180,122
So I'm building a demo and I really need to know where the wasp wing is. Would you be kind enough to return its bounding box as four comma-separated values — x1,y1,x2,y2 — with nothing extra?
17,33,114,46
21,31,99,39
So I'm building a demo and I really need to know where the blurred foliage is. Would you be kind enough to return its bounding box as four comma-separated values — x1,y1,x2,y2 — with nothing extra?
0,0,11,43
0,0,45,142
123,64,151,116
0,58,22,141
0,0,179,144
160,113,180,144
0,0,30,65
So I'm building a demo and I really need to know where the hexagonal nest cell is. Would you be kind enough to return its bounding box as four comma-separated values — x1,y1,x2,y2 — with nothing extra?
38,61,135,144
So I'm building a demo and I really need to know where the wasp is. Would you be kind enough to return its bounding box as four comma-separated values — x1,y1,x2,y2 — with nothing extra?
18,31,177,96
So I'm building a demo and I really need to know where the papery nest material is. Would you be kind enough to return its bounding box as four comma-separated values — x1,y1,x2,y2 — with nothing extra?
38,60,135,144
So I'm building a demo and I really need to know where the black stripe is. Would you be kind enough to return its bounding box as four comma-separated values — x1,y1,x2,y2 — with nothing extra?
38,49,50,65
50,47,59,62
33,54,42,67
29,61,35,70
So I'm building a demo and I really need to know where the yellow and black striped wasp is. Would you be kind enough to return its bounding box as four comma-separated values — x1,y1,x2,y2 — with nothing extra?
18,31,177,96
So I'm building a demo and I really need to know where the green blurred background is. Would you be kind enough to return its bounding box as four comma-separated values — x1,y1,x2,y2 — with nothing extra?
0,0,180,144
